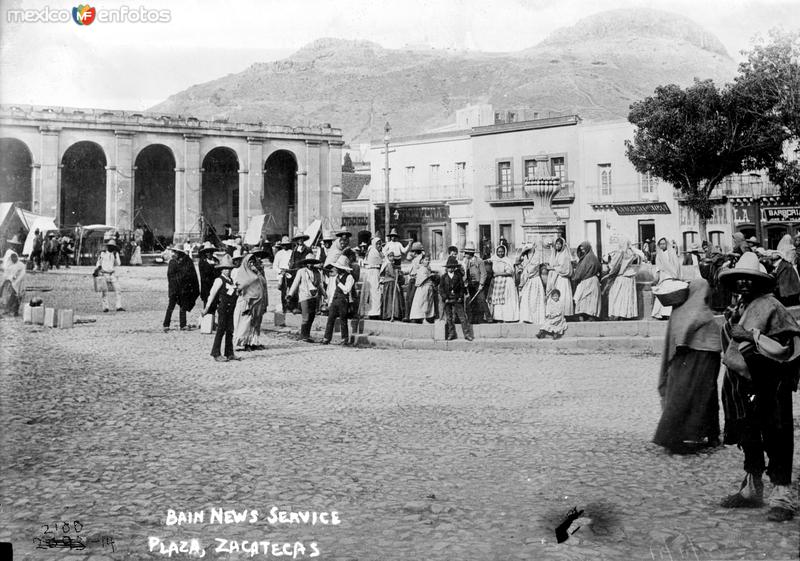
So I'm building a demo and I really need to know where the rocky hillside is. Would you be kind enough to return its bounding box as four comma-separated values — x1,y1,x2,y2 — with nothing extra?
150,8,737,143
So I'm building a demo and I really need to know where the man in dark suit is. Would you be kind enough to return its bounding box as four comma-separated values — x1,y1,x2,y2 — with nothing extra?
439,256,473,341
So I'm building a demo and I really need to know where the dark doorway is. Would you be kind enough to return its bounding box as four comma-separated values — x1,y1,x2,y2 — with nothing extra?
134,145,175,246
202,147,239,234
638,220,655,252
263,150,297,238
479,224,492,259
61,141,107,226
0,138,32,209
585,220,601,260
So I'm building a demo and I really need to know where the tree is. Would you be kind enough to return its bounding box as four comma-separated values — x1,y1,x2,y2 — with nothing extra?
735,29,800,201
625,79,787,240
342,152,355,173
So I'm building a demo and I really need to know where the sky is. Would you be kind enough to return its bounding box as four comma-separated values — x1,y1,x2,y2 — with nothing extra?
0,0,798,110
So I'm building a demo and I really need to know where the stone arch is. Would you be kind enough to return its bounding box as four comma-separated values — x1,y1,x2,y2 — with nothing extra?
60,140,107,226
201,147,239,234
263,149,297,237
0,138,33,209
134,144,176,250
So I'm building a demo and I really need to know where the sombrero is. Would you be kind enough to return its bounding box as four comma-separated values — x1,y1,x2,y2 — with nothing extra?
332,255,351,271
295,257,321,267
198,241,216,254
322,230,336,242
215,254,235,269
718,252,775,291
291,228,310,242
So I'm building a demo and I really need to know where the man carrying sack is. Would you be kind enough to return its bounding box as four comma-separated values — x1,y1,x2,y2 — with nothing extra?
93,239,124,312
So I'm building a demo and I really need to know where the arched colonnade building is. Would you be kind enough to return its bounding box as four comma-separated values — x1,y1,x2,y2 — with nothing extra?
0,105,344,243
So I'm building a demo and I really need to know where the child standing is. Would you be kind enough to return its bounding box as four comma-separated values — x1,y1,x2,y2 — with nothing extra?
203,254,239,362
537,289,567,339
322,256,355,345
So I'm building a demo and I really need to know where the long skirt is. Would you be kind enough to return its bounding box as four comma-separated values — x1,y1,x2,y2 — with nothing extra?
519,277,546,325
358,268,382,317
489,276,519,322
381,279,404,320
233,298,265,348
573,277,600,318
130,246,142,265
540,314,567,335
548,274,574,316
608,275,637,318
653,349,720,449
409,282,435,320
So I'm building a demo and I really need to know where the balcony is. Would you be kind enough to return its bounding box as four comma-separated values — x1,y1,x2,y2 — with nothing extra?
485,181,575,204
370,183,472,204
672,176,781,200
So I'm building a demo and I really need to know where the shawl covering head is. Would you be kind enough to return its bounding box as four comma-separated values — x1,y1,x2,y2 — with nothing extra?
777,234,796,263
660,279,722,389
573,241,600,283
655,237,681,280
236,254,268,313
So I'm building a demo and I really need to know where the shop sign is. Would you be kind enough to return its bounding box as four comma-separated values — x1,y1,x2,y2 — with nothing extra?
341,215,369,227
613,202,671,215
375,205,448,224
764,207,800,222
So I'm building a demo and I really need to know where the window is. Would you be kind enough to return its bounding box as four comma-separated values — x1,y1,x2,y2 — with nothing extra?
598,164,612,196
710,205,727,225
551,157,566,182
640,172,658,194
455,162,466,188
524,159,537,181
404,166,415,189
456,222,467,248
709,231,723,250
498,161,512,191
429,164,440,187
682,231,698,253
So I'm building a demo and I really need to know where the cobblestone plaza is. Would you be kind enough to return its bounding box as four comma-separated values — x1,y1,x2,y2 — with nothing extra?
1,267,798,560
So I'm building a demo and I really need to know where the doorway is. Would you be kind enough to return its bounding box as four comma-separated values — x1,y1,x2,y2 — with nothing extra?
479,224,492,259
638,220,655,251
585,220,601,259
429,227,444,261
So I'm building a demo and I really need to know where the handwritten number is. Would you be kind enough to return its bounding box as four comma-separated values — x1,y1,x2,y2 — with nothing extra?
62,522,71,534
73,520,83,533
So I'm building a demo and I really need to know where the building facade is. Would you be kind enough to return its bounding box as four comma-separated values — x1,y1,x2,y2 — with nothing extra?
0,105,344,245
368,112,799,260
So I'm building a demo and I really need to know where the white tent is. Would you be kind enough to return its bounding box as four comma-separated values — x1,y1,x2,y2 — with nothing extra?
244,215,265,246
22,216,59,255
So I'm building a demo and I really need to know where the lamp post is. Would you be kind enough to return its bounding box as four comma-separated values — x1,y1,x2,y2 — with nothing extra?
752,177,763,245
383,122,391,239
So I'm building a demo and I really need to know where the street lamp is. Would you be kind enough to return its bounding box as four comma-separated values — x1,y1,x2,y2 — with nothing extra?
751,175,763,245
383,121,391,239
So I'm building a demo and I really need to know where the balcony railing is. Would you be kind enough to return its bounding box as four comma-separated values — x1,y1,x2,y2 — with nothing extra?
588,182,661,204
370,183,471,203
672,176,781,200
485,180,575,203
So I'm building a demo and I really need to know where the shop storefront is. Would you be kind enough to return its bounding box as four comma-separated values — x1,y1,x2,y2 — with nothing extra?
375,204,451,260
733,203,800,249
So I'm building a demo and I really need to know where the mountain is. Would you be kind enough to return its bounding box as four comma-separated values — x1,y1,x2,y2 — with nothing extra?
149,9,737,144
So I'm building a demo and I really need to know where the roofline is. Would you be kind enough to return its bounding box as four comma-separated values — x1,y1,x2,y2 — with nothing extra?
470,115,582,136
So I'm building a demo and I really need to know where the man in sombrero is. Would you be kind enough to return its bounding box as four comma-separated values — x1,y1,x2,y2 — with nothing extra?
93,239,124,312
719,252,800,522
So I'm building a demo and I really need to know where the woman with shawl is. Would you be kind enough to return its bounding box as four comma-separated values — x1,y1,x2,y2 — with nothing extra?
774,234,800,307
604,237,639,320
233,253,268,351
651,237,682,319
380,250,404,321
358,237,384,318
1,250,26,316
572,241,601,321
409,254,436,323
517,244,546,325
546,237,574,316
488,245,519,322
653,279,722,453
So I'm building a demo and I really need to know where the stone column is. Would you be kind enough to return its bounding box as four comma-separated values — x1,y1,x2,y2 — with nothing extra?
180,134,202,240
110,131,134,231
245,137,264,229
303,140,321,229
30,163,41,213
237,168,248,234
38,126,60,220
328,140,344,230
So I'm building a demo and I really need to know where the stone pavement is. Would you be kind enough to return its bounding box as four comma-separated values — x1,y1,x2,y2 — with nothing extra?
1,267,799,561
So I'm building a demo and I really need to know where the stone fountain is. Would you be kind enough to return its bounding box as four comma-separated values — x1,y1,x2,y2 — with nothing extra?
521,154,566,259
